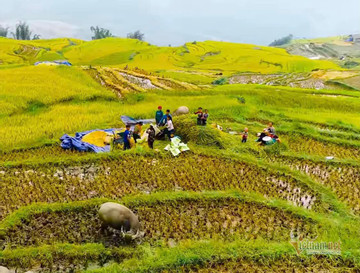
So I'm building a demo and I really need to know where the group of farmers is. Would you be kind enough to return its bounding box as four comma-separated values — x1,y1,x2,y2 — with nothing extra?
122,106,212,151
122,122,147,150
256,122,281,145
155,106,175,138
221,122,278,145
123,106,175,150
123,121,158,150
122,106,280,151
194,107,209,125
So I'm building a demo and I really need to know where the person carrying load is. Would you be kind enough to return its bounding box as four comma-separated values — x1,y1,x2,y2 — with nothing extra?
133,122,143,143
146,124,156,149
155,106,163,125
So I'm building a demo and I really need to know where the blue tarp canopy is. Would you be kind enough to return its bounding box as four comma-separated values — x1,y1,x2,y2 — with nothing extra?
121,115,155,130
121,115,155,126
60,129,117,153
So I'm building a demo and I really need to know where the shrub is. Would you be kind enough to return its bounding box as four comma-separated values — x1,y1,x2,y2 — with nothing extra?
127,30,144,41
128,52,137,60
237,96,246,104
0,25,8,37
90,26,113,40
269,34,293,47
212,77,228,85
11,22,40,40
342,61,359,69
123,93,145,104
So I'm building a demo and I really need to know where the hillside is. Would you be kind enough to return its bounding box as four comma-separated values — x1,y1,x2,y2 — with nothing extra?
1,37,360,272
0,38,83,66
283,35,360,68
0,37,339,73
2,37,353,90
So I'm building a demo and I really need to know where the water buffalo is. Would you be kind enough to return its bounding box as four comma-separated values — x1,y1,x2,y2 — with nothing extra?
0,266,10,273
99,202,140,238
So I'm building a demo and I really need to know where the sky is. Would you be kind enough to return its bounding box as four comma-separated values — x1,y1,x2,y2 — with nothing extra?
0,0,359,46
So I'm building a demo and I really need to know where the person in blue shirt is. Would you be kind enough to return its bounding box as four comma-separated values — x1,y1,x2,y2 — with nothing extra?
123,124,131,150
202,109,209,126
159,109,172,126
155,106,163,125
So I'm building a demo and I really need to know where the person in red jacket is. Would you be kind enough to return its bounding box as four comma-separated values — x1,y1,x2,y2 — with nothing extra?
194,107,203,125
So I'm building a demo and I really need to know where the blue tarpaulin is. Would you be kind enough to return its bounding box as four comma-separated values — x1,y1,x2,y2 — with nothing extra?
60,129,117,153
60,116,155,153
35,60,72,66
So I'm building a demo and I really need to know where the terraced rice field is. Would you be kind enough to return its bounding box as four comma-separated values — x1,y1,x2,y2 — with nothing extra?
0,154,324,220
1,37,360,272
161,257,360,273
281,134,360,159
0,37,339,74
1,198,319,248
265,155,360,213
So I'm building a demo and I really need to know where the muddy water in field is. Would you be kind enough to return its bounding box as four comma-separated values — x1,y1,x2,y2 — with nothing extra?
0,155,322,220
1,199,318,249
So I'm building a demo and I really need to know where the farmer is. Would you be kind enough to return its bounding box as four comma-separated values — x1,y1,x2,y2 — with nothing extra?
133,122,143,143
267,122,276,136
146,125,156,149
256,129,268,144
155,106,164,125
242,127,249,143
166,115,175,140
194,107,203,125
159,109,172,126
202,109,209,126
267,122,281,142
123,124,131,150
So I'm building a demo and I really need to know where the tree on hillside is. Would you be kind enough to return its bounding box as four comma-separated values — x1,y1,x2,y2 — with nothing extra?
90,26,113,40
12,22,40,40
32,34,41,40
127,30,144,41
0,25,8,37
269,34,293,47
